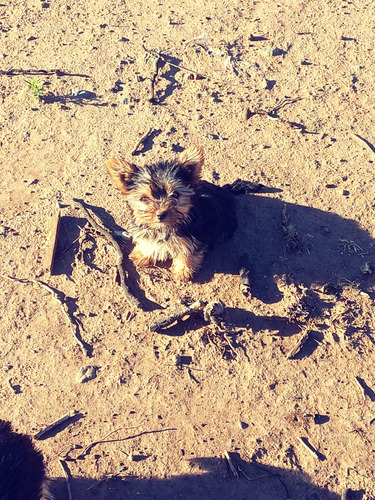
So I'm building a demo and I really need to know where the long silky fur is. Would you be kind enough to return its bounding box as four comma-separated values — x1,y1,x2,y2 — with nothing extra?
0,420,53,500
106,145,259,280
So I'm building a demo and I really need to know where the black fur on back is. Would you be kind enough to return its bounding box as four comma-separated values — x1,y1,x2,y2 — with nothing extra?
177,181,238,249
0,420,47,500
223,179,263,195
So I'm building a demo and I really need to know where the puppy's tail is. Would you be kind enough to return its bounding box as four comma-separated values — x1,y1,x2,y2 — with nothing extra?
223,179,263,195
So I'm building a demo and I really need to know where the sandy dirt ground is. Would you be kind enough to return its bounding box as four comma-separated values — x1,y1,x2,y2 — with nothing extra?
1,1,375,499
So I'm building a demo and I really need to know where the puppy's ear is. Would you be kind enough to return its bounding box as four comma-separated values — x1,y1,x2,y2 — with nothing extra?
106,158,139,195
178,145,204,184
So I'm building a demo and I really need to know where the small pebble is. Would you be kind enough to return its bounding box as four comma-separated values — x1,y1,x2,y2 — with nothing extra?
272,47,285,56
73,90,96,99
75,366,97,383
361,262,372,275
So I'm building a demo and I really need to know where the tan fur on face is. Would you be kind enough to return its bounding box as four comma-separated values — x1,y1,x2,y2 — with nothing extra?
127,184,194,228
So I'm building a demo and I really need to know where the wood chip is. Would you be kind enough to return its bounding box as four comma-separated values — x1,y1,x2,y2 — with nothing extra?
224,451,239,478
297,436,320,460
286,328,310,359
45,203,61,274
35,411,75,439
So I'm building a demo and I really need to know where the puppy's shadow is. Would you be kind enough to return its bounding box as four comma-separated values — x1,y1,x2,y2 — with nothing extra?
197,194,375,304
57,203,160,311
47,454,358,500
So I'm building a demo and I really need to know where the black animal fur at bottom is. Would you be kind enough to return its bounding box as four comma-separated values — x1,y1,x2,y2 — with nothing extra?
0,420,52,500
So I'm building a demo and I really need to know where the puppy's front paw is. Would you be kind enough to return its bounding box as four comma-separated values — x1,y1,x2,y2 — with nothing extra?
171,259,194,281
130,248,154,268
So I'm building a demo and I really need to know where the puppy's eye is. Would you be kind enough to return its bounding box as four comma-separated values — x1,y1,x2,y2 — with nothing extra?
140,196,149,203
170,192,180,199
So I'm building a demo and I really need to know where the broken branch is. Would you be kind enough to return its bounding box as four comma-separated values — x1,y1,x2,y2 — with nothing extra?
150,300,206,332
73,199,141,309
35,411,75,439
131,127,154,155
58,459,73,500
297,436,320,460
1,275,90,357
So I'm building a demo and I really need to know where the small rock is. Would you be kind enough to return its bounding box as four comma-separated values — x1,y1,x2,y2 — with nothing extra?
271,47,285,56
239,421,249,429
73,90,96,99
203,301,225,322
76,366,97,383
361,262,373,275
342,189,350,196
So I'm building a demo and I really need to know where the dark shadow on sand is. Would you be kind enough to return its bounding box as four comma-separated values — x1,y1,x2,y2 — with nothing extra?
197,193,375,304
47,455,363,500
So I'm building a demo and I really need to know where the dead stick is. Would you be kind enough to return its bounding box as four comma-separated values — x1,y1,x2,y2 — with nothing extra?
79,425,128,458
35,280,89,357
355,377,366,401
149,53,160,103
352,133,375,155
78,420,146,458
86,465,127,491
73,199,141,309
143,45,206,79
35,411,75,439
286,329,310,359
150,300,206,332
132,127,153,155
224,451,239,478
297,436,320,459
223,333,237,358
58,459,73,500
1,275,89,357
78,428,177,459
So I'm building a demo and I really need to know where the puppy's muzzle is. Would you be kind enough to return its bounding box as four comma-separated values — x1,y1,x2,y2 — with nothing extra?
157,210,168,221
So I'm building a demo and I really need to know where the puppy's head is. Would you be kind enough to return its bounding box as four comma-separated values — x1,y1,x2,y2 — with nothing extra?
106,145,204,228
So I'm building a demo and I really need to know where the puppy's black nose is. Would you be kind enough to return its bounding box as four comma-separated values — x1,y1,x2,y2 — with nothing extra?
157,211,168,221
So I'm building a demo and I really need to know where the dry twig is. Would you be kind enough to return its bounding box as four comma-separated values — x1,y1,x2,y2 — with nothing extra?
150,300,206,332
352,133,375,156
59,459,73,500
77,427,176,459
73,199,141,309
131,127,154,155
86,466,127,491
355,377,366,401
143,45,206,79
1,275,89,357
35,411,75,439
339,238,365,256
286,325,311,359
45,203,61,274
224,451,239,478
297,436,320,460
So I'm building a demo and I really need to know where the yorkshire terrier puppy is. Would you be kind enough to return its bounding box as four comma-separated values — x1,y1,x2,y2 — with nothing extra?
0,420,53,500
106,145,258,281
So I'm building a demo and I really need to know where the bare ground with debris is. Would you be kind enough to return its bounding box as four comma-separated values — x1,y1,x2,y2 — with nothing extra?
1,1,375,499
